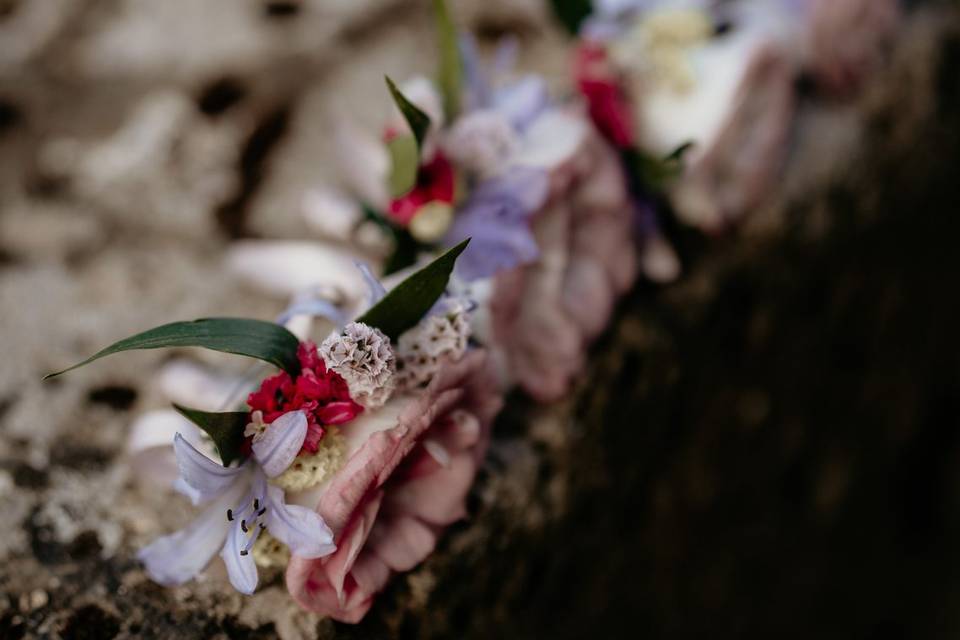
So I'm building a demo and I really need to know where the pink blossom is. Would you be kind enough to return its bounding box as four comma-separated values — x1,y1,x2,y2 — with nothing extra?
489,118,638,402
285,350,502,623
670,43,796,232
806,0,900,97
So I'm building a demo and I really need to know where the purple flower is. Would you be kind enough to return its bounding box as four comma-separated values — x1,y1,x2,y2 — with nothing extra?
443,168,549,281
138,411,335,594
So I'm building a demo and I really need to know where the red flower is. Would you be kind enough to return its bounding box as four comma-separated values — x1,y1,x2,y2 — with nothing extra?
575,42,635,149
247,341,363,456
388,152,456,226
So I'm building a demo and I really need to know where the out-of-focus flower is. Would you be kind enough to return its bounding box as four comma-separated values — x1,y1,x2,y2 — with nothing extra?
486,123,639,401
395,299,472,391
138,412,336,595
409,201,455,243
805,0,900,97
443,168,549,281
442,109,519,178
388,152,456,226
320,322,396,410
286,350,502,623
301,187,364,241
575,42,636,148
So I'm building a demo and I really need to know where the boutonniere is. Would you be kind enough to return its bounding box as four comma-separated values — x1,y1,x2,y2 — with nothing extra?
46,241,503,623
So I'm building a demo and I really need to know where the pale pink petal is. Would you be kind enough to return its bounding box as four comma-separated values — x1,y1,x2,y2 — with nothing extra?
286,349,498,622
382,453,475,526
368,515,437,572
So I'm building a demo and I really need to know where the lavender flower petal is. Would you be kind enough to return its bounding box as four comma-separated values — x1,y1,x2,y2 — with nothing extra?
251,410,307,478
173,433,245,506
264,482,336,559
221,517,260,595
138,478,244,586
354,261,387,307
492,75,550,132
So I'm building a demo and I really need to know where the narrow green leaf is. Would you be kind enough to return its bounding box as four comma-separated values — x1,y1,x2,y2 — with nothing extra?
385,76,431,149
174,404,249,467
433,0,461,119
357,238,470,341
664,141,694,164
387,134,420,197
547,0,592,35
44,318,301,379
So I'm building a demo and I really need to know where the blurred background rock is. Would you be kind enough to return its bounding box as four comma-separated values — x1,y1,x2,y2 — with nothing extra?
1,0,960,638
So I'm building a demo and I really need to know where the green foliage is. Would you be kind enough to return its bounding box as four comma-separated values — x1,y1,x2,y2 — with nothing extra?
44,318,301,379
357,239,469,341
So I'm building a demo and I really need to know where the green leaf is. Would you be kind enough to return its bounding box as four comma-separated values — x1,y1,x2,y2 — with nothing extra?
44,317,301,379
387,134,420,197
173,404,249,467
627,141,696,192
357,238,470,341
547,0,592,35
433,0,461,119
385,76,431,149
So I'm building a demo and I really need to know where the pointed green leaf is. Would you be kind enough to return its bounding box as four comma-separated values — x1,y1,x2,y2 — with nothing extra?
387,134,420,197
433,0,461,119
357,238,470,341
547,0,592,35
174,404,249,467
44,318,301,379
385,76,431,149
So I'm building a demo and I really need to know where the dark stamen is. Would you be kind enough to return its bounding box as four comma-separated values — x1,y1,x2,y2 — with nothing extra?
241,520,248,533
240,550,248,556
227,509,234,521
257,507,266,517
253,499,260,510
259,523,266,530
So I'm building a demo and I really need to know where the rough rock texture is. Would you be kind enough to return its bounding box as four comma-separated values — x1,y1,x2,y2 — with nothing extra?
2,1,960,638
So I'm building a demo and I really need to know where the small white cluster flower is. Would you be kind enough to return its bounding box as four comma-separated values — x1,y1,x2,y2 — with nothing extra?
395,300,472,391
243,410,269,443
442,110,519,179
320,322,396,408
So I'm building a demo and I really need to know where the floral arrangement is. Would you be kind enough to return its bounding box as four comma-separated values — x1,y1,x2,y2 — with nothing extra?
47,241,503,622
226,0,682,403
569,0,902,232
573,0,802,232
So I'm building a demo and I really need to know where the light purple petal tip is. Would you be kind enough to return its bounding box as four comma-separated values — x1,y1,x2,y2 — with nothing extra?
173,433,244,506
221,520,259,595
354,261,387,307
276,298,349,329
251,411,307,478
138,482,240,586
264,484,336,559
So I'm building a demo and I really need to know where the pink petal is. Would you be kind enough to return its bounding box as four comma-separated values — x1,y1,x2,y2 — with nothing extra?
368,515,437,572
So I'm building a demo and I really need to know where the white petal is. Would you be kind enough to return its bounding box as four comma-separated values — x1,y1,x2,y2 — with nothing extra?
127,410,203,489
221,520,259,595
137,479,244,586
226,240,367,301
174,433,245,506
512,110,587,171
264,483,335,559
159,360,250,411
252,411,307,478
334,118,391,209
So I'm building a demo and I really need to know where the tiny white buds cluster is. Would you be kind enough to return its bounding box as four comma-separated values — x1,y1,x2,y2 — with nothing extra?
395,300,472,391
443,110,518,179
